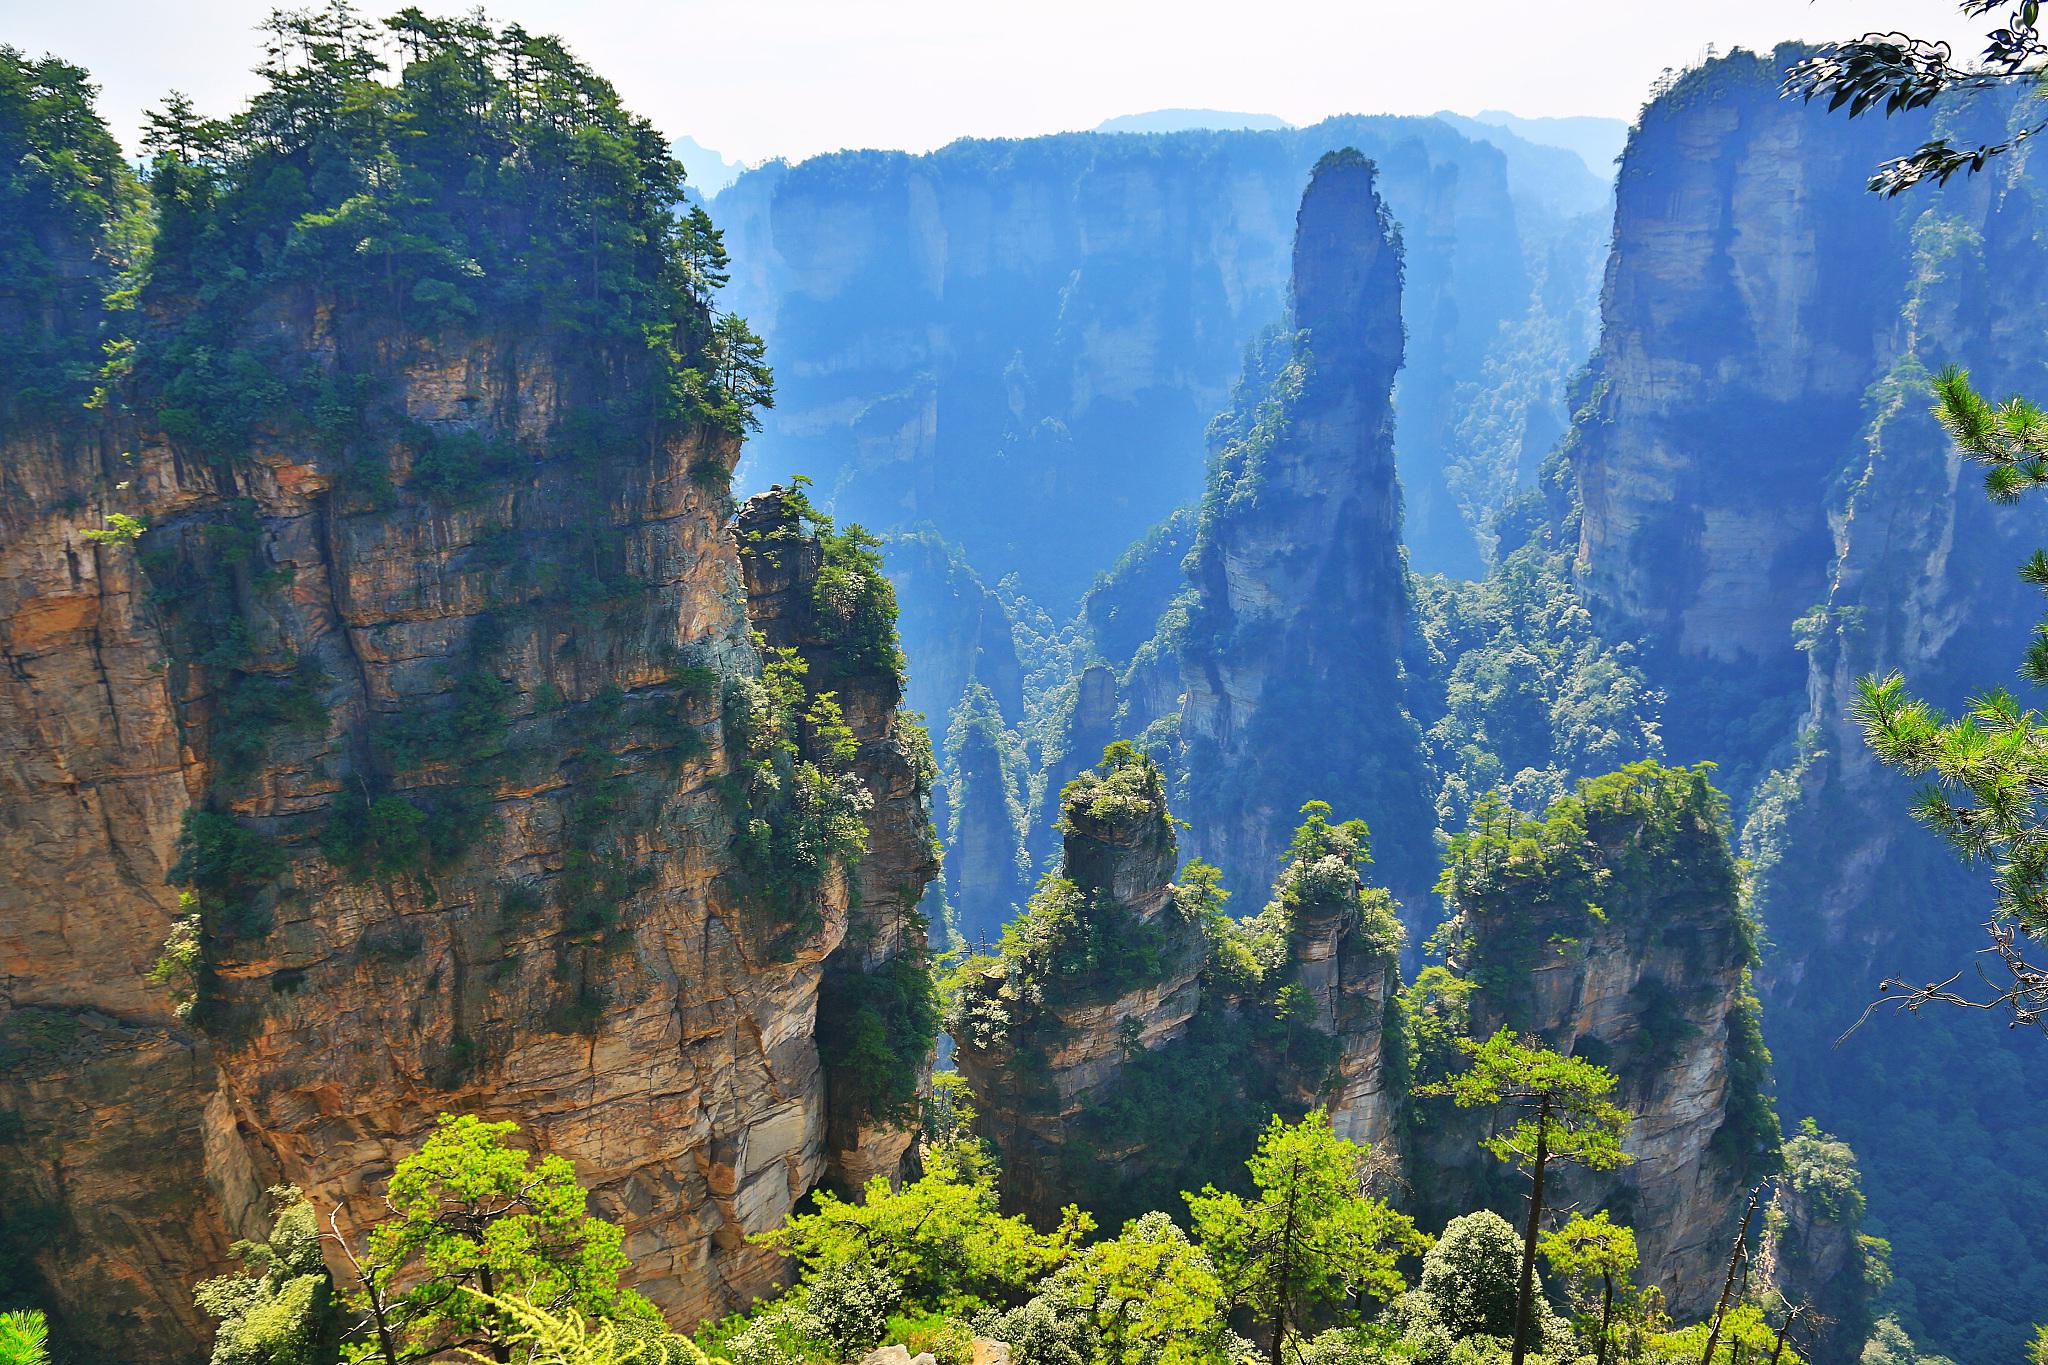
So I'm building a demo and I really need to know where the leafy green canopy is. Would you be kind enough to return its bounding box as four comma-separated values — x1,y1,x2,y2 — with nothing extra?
347,1114,658,1361
0,46,142,420
946,745,1185,1046
445,1294,719,1365
771,479,906,679
1539,1212,1639,1365
1777,1117,1869,1225
195,1187,344,1365
1411,545,1666,838
1058,740,1169,830
756,1143,1090,1317
1437,762,1734,937
1185,1110,1425,1365
129,2,768,462
1428,1030,1633,1175
972,1212,1234,1365
726,644,872,938
1434,762,1745,1009
1423,1032,1631,1365
816,952,942,1126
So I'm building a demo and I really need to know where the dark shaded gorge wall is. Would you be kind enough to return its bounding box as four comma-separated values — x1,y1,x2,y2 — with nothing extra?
1565,45,2048,1361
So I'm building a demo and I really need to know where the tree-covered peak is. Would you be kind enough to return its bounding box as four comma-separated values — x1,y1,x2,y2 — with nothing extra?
0,46,143,420
1057,740,1172,836
1438,760,1737,929
127,3,770,461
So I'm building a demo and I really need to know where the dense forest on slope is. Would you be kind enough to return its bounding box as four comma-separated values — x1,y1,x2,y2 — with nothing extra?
2,8,2044,1365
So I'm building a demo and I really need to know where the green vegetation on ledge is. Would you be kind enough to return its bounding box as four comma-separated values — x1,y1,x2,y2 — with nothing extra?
154,1093,1828,1365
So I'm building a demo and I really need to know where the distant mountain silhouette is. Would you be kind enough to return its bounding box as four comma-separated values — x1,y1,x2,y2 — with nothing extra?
1095,108,1292,134
673,134,743,196
1456,109,1628,177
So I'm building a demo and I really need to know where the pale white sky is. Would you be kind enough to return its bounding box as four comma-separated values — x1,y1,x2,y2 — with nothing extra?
1,0,1988,165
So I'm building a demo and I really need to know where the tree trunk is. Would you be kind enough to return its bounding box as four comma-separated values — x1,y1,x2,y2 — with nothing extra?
1270,1154,1302,1365
1596,1270,1614,1365
1765,1306,1799,1365
365,1285,402,1365
1512,1097,1551,1365
478,1263,510,1365
1699,1183,1764,1365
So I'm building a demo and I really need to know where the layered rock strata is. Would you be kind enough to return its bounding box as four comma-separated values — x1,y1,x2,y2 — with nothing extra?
0,344,935,1360
950,751,1207,1221
1407,765,1772,1318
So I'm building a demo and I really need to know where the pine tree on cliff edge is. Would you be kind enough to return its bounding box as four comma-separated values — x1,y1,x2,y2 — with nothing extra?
1423,1031,1633,1365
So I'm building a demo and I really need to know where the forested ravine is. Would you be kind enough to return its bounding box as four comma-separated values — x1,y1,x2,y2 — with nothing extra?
0,14,2040,1365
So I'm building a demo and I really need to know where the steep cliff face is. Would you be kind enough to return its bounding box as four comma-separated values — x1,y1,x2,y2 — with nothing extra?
1406,764,1774,1319
717,117,1547,601
949,748,1206,1222
1568,49,2048,1360
950,749,1402,1232
1177,150,1434,908
887,533,1024,745
949,760,1760,1308
0,349,937,1359
733,490,942,1192
0,418,229,1355
0,51,938,1362
935,682,1033,950
1568,47,1922,765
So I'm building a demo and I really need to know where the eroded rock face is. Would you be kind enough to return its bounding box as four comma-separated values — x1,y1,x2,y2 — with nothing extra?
1404,769,1768,1319
1177,149,1435,908
734,489,942,1192
950,752,1404,1231
1567,48,2048,1357
1285,878,1403,1152
951,755,1206,1222
0,331,934,1359
1566,46,1921,755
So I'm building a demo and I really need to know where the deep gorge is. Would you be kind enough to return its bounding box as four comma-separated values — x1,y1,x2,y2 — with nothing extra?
0,14,2040,1365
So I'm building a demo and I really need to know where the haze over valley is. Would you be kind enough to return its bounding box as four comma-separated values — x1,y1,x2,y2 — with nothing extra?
0,6,2042,1365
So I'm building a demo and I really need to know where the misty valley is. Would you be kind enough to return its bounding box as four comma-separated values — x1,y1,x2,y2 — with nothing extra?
1,8,2045,1365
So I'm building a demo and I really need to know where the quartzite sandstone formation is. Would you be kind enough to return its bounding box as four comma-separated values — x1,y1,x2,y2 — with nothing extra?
951,762,1763,1312
1408,766,1774,1318
1177,149,1435,910
1566,48,2048,1357
950,750,1207,1222
950,743,1406,1230
0,326,935,1360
